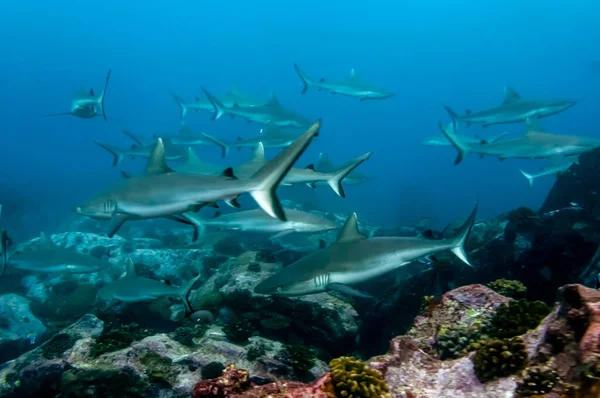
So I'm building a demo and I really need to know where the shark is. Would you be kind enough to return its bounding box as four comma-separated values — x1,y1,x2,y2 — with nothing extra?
199,126,300,157
444,86,577,128
438,121,600,165
94,137,188,166
97,258,200,312
293,64,394,100
254,204,477,298
519,156,578,187
181,208,337,239
74,120,322,237
203,88,312,130
172,148,225,176
314,153,369,186
422,132,509,148
43,69,112,121
0,206,11,276
7,232,110,274
170,84,269,119
227,143,372,197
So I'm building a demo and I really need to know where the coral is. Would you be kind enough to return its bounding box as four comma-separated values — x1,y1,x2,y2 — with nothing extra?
435,322,488,360
487,299,551,338
89,322,151,358
276,345,316,373
471,337,528,382
222,319,255,343
60,366,147,398
171,323,208,347
486,279,527,298
41,333,77,359
327,356,391,398
247,261,261,273
138,350,175,387
504,206,541,243
222,289,254,313
246,342,267,361
202,361,225,380
515,366,560,397
193,364,250,398
260,314,292,330
193,292,224,314
419,295,435,314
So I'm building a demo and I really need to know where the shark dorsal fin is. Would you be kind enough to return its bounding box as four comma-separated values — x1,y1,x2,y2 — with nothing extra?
348,69,359,81
125,258,136,277
39,232,57,248
145,138,174,175
251,142,266,163
503,86,522,104
336,213,366,242
267,93,281,108
186,147,204,166
305,164,315,171
316,153,335,172
524,118,546,133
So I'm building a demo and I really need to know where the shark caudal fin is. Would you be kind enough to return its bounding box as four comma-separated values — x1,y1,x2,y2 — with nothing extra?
444,105,460,130
448,203,478,267
170,91,188,119
519,169,535,188
178,274,202,313
199,133,231,158
326,152,372,197
93,140,124,167
293,64,313,94
98,69,111,121
202,88,226,120
248,120,321,221
438,121,471,165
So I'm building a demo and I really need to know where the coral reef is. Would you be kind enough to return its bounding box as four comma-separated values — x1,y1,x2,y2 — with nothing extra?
171,320,208,347
41,333,77,359
275,344,316,373
487,279,527,298
327,356,390,398
89,322,151,358
246,342,267,361
486,299,551,338
193,364,250,398
515,366,560,397
201,361,225,380
471,337,528,382
222,318,256,343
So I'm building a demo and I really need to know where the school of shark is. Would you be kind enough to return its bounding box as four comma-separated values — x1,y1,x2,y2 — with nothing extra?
3,56,600,398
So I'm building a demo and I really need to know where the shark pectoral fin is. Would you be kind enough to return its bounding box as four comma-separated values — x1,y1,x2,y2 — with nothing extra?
107,213,129,237
269,229,296,241
326,283,375,299
306,182,316,189
224,197,241,208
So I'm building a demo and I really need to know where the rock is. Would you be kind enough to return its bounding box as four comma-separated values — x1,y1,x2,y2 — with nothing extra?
0,294,47,362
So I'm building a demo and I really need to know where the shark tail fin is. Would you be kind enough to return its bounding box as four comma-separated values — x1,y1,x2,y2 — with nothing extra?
519,169,535,188
327,152,372,198
177,212,207,242
438,121,470,165
200,133,231,158
444,105,460,130
248,120,321,221
93,140,124,167
98,69,111,121
178,274,202,313
202,88,226,120
293,64,312,94
170,91,188,119
448,202,478,267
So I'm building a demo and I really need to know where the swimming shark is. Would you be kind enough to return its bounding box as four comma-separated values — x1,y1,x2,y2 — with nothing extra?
444,86,577,128
171,84,269,119
94,137,188,166
181,208,337,239
228,143,372,197
293,64,394,100
75,120,322,237
43,69,112,121
172,148,224,176
439,121,600,165
7,232,110,274
97,258,200,312
0,206,11,276
422,132,509,148
203,88,312,129
200,126,300,157
315,153,369,186
519,156,578,187
254,203,477,298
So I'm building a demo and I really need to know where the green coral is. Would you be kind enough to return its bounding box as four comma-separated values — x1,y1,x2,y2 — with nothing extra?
436,322,488,360
222,319,255,343
471,337,528,382
515,366,560,397
138,351,175,387
89,323,152,358
276,344,316,373
487,279,527,298
171,322,208,347
201,361,225,379
246,342,267,361
41,333,78,359
328,356,391,398
487,299,551,338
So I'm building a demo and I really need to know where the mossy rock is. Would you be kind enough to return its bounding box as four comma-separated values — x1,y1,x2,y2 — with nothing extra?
201,361,225,380
328,356,391,398
60,367,148,398
41,333,78,359
487,279,527,298
276,344,315,373
222,318,255,343
487,299,551,338
515,366,560,397
471,337,528,382
89,323,152,358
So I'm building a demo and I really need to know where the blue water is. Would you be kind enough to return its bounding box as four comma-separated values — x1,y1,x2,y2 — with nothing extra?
1,0,599,238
